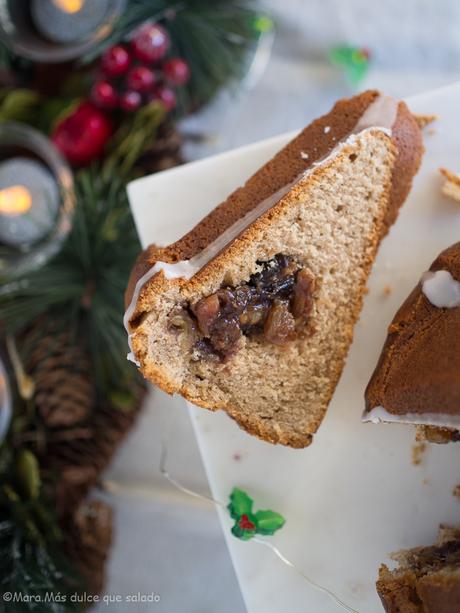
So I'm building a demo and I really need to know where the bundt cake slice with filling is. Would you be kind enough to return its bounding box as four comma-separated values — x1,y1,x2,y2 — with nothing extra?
125,90,423,448
377,525,460,612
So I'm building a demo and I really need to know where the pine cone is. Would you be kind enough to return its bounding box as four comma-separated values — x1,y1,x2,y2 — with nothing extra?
26,329,95,428
17,321,145,596
138,121,183,173
42,380,145,516
64,499,113,596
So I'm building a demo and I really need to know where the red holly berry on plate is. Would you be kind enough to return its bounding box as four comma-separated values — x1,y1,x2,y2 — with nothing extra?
51,102,112,167
238,514,256,531
119,90,142,112
153,85,176,111
101,45,131,77
91,80,118,109
131,22,170,63
126,66,156,93
163,58,190,86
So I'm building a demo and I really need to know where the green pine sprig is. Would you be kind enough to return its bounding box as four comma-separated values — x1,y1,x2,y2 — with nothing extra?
85,0,265,111
0,449,80,611
0,3,269,607
0,93,165,397
0,163,141,397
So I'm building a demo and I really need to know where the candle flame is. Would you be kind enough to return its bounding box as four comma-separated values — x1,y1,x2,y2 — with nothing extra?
52,0,85,14
0,185,32,216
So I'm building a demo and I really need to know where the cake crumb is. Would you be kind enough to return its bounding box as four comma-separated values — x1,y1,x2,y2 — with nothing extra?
300,151,309,160
412,441,427,466
440,167,460,203
382,284,392,296
427,127,436,136
413,113,438,129
324,126,331,134
422,478,429,486
232,452,242,461
453,484,460,499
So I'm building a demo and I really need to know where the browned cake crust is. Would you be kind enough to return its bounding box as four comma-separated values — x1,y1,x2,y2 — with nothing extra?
365,242,460,441
126,91,422,306
377,525,460,612
125,91,423,447
417,425,460,444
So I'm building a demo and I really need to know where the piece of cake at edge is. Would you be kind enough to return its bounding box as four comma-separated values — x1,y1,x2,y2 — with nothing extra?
125,90,423,448
364,242,460,443
377,525,460,613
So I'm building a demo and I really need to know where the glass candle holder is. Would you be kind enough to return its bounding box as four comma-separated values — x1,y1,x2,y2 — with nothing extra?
0,122,75,278
0,0,126,63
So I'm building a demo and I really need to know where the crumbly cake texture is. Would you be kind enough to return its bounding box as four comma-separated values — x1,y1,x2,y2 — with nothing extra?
413,113,439,129
125,90,423,448
365,242,460,444
377,525,460,613
417,424,460,444
440,167,460,203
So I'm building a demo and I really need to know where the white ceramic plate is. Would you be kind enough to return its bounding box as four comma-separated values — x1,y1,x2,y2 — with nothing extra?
128,83,460,613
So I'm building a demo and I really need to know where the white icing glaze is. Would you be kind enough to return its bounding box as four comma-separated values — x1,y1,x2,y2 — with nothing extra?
124,94,398,362
323,126,331,134
127,350,140,366
363,405,460,430
353,94,398,133
421,269,460,308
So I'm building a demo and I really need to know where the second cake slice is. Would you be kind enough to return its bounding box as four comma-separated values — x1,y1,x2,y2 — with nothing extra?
125,90,423,448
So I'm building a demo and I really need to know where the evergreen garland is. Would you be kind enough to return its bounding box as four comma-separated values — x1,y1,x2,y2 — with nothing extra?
0,161,142,609
0,100,165,392
0,1,268,609
0,107,163,605
85,0,265,109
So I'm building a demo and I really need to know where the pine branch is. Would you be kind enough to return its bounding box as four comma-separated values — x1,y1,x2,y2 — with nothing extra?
0,513,80,611
0,163,142,397
0,449,81,611
82,0,172,60
0,4,266,606
103,101,165,179
84,0,263,110
168,1,262,108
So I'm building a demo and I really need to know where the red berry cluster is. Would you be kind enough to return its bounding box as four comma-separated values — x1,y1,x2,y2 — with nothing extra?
91,22,190,114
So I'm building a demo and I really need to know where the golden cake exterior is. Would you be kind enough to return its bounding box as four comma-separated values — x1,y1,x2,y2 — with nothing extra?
364,242,460,442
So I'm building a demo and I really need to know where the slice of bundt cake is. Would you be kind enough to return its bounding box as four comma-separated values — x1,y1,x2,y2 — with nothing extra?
364,242,460,443
125,90,423,448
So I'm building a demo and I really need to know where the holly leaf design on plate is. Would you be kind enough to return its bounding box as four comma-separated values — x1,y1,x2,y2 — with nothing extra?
228,487,253,519
228,488,285,541
254,509,285,535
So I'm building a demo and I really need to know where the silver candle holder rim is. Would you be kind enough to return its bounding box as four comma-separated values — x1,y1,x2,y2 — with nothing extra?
0,352,11,444
0,121,75,278
0,0,126,63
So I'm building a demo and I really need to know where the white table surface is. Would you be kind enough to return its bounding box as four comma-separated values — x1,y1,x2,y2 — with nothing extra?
125,82,460,613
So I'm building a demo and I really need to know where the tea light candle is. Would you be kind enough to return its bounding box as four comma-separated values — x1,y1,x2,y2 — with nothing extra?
31,0,112,44
0,158,59,247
